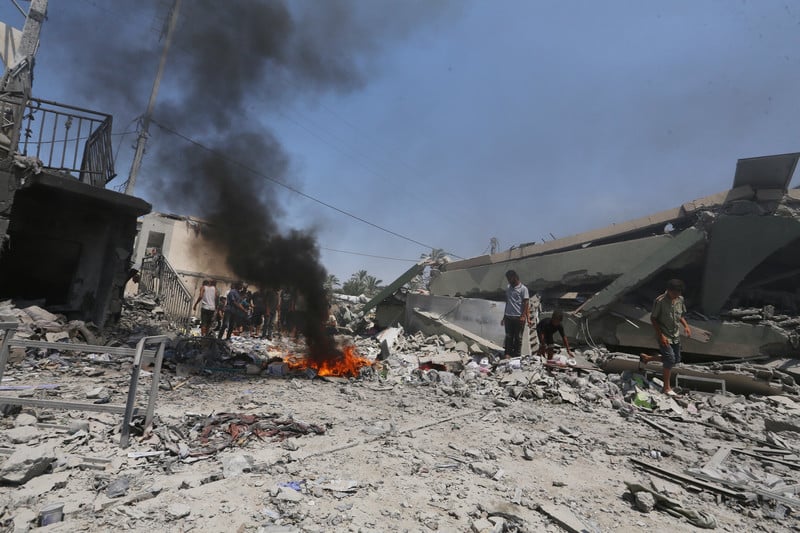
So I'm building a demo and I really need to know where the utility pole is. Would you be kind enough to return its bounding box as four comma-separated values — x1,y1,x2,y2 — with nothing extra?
125,0,181,195
0,0,47,157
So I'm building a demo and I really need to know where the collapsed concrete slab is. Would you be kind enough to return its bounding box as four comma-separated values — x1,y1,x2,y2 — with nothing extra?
423,152,800,359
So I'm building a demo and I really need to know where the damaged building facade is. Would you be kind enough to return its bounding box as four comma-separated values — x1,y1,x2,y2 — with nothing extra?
131,212,237,296
377,152,800,360
128,212,237,322
0,1,150,326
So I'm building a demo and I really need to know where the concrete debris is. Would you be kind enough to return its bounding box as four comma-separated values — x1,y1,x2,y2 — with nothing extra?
0,294,798,531
421,158,800,360
0,443,56,485
165,502,191,520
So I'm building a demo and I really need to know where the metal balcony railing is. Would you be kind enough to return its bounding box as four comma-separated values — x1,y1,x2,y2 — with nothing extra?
12,97,116,186
138,254,193,324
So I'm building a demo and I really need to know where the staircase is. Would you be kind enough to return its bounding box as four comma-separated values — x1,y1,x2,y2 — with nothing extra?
138,254,193,324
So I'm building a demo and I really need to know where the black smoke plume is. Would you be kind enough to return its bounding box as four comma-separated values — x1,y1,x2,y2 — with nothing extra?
41,0,456,359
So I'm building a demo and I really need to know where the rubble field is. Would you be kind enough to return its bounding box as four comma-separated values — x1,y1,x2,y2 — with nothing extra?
1,302,799,532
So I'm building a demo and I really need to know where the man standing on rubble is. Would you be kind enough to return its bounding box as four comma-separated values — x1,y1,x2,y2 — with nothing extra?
261,288,279,339
218,281,247,341
193,279,217,336
501,270,529,359
645,278,691,396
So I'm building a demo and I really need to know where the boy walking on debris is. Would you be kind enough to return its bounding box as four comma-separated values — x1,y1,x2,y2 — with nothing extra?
536,310,573,359
642,279,692,396
214,296,226,334
501,270,529,359
193,279,217,336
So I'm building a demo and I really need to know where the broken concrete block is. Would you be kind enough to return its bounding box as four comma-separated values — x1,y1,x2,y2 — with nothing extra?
635,491,655,513
67,421,90,435
12,507,36,532
764,417,800,433
17,471,70,501
15,413,37,426
0,443,56,485
7,425,39,444
105,476,130,498
471,517,494,532
166,503,191,520
454,341,469,353
469,462,497,479
85,387,107,400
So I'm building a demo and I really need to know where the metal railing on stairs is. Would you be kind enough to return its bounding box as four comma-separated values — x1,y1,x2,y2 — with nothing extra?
138,254,193,324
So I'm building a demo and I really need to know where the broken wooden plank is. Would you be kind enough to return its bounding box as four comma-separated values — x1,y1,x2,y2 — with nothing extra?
689,468,800,507
731,448,800,470
704,446,732,471
629,458,744,499
635,415,691,445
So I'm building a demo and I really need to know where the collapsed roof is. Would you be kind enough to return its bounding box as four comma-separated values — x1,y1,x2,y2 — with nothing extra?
423,152,800,358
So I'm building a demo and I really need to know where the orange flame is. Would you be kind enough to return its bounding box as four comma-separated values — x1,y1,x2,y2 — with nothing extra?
285,345,372,377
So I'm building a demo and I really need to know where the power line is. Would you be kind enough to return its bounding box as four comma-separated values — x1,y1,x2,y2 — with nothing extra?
275,105,469,230
320,246,418,262
150,119,457,255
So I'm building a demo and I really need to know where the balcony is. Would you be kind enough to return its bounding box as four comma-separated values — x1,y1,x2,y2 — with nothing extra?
9,96,116,187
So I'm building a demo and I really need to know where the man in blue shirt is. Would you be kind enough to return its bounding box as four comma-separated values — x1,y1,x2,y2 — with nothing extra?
501,270,529,359
218,281,247,341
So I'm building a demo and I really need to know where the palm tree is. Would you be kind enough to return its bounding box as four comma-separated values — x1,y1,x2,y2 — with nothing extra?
364,275,383,296
420,248,450,265
353,269,369,285
324,274,340,292
342,270,369,295
341,279,362,296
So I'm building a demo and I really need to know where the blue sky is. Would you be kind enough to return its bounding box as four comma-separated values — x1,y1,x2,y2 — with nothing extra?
2,0,799,286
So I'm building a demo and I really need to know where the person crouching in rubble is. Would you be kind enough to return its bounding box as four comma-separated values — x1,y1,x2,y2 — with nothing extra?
536,310,573,359
501,270,529,359
641,278,692,397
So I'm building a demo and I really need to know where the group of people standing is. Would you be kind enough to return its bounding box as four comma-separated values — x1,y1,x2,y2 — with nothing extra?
502,270,694,396
193,280,285,341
